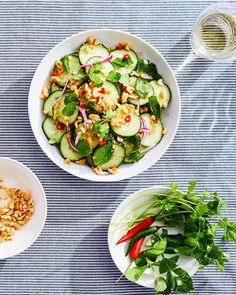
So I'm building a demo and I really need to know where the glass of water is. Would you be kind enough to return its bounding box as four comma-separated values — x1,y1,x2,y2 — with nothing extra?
191,2,236,61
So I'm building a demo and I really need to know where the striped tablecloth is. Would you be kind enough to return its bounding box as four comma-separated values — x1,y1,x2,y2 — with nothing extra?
0,1,235,294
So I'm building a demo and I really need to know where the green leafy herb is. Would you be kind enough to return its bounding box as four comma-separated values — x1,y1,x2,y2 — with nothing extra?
92,121,109,138
71,70,87,81
155,277,168,293
149,96,161,119
64,92,78,105
107,70,121,83
135,78,152,98
112,57,133,67
62,102,76,116
218,217,236,243
137,59,162,80
89,62,104,87
124,150,143,163
125,265,148,282
76,139,92,157
93,142,113,166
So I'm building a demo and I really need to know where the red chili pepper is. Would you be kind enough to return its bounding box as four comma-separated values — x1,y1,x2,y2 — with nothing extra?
116,44,125,50
152,119,158,125
56,122,64,130
116,216,155,245
52,69,59,76
123,54,130,61
118,97,122,103
99,87,106,94
80,103,86,109
120,85,126,92
130,237,145,260
125,115,131,123
99,140,106,146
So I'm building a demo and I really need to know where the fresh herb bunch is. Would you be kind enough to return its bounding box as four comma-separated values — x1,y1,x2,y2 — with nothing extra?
123,182,236,294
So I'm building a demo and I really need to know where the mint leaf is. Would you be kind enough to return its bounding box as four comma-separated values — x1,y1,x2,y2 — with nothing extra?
159,256,179,274
107,70,121,83
154,277,168,293
173,268,194,293
119,74,130,86
76,139,92,157
64,92,78,105
112,57,133,67
137,59,162,80
93,142,113,166
125,265,148,282
62,102,76,116
145,238,167,260
149,96,161,119
92,121,109,138
135,78,152,98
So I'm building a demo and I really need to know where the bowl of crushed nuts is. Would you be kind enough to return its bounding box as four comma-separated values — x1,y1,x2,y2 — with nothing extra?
29,29,180,182
0,157,47,259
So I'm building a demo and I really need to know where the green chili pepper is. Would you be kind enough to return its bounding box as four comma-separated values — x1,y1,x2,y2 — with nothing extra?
125,226,159,256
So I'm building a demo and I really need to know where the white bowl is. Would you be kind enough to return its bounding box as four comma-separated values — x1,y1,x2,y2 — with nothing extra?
28,29,180,182
0,158,47,259
108,186,198,289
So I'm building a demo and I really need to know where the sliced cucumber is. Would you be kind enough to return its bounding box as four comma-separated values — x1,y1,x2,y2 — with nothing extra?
50,82,62,92
129,76,138,87
78,43,109,65
85,56,114,78
110,49,138,74
111,104,141,137
43,90,61,117
150,80,171,108
140,113,163,147
128,78,154,106
62,54,81,75
93,81,120,113
57,71,70,87
100,143,126,171
42,117,65,144
54,93,79,124
60,133,83,161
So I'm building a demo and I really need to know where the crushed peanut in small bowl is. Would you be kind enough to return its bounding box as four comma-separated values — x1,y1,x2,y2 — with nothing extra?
0,184,34,243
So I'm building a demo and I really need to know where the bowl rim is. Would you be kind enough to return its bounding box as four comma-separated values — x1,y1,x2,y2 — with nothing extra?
0,157,47,259
28,29,181,182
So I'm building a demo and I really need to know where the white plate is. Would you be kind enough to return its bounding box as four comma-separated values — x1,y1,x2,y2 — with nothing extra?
108,186,198,289
28,29,181,182
0,158,47,259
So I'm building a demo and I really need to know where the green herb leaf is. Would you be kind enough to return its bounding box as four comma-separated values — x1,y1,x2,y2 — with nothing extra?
125,265,148,282
89,62,104,87
112,57,133,68
76,139,92,157
173,268,194,292
149,96,161,119
93,142,113,166
145,238,167,260
135,78,152,98
107,70,121,83
64,92,78,105
218,217,236,243
62,102,76,116
154,277,168,293
137,59,162,80
92,121,109,138
124,150,143,163
159,256,179,274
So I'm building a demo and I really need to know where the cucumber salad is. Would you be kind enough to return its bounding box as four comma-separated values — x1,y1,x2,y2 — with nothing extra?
41,37,171,175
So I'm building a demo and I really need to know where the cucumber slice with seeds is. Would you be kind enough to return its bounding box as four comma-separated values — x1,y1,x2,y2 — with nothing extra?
62,54,81,75
50,82,62,92
43,90,61,117
60,133,83,161
78,43,109,65
150,80,171,108
57,71,70,87
42,117,65,144
100,143,126,171
85,56,114,77
110,49,138,74
140,113,163,147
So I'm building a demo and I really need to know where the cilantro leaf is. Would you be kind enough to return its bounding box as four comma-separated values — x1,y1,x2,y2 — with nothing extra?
135,78,152,98
137,59,162,80
149,95,161,119
218,217,236,243
89,62,104,87
112,57,133,67
107,70,121,83
62,102,76,116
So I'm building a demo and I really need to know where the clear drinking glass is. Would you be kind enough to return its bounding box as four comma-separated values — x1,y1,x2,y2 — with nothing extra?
191,2,236,61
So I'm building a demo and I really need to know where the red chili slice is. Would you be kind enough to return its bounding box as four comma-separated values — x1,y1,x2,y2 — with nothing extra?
125,115,131,123
52,69,59,76
123,54,130,61
56,123,64,130
99,140,106,146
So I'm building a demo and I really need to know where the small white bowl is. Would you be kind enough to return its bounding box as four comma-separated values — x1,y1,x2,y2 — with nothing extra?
108,186,198,289
28,29,181,182
0,157,47,259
